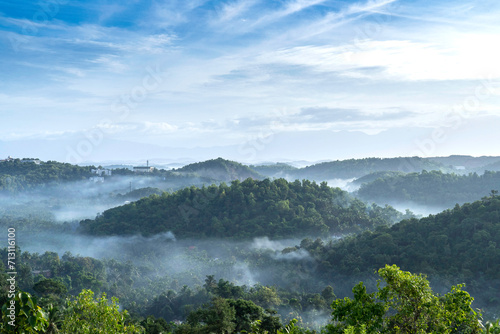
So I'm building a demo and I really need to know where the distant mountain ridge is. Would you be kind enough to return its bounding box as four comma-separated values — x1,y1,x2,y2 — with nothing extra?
4,155,500,194
292,157,451,180
428,155,500,169
356,170,500,208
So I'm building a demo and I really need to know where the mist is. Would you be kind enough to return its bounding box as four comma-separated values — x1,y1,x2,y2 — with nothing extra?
326,178,358,192
0,173,216,226
387,201,445,217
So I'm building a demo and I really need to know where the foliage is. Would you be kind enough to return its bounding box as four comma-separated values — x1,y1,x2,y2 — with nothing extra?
140,315,174,334
326,265,483,334
33,278,68,297
60,289,144,333
0,158,94,192
0,290,49,333
250,163,298,179
484,319,500,334
301,195,500,280
175,157,263,182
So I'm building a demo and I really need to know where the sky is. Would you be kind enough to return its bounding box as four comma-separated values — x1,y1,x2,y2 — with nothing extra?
0,0,500,164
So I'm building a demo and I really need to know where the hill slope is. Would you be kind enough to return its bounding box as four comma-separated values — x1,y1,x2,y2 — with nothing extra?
250,163,298,179
0,158,93,192
79,178,410,238
300,194,500,281
175,157,262,182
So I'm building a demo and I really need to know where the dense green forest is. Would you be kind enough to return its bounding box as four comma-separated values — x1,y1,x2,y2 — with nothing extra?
350,171,405,186
174,157,263,182
289,195,500,314
250,163,299,179
0,159,93,192
357,170,500,207
79,178,412,238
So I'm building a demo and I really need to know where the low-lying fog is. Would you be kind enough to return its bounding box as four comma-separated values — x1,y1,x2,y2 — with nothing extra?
322,178,442,217
16,227,341,290
0,174,212,223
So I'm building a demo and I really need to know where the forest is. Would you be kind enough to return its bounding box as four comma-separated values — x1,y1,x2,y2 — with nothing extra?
0,159,94,192
1,156,500,333
79,178,412,238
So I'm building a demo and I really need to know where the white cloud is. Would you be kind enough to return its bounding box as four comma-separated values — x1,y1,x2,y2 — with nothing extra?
142,121,178,134
96,121,178,135
256,35,500,81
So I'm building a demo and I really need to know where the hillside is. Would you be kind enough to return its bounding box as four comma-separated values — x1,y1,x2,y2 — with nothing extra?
351,171,405,185
0,158,93,192
79,178,411,238
294,195,500,312
174,157,262,182
309,195,500,277
481,160,500,172
356,170,500,208
293,157,449,180
249,163,298,179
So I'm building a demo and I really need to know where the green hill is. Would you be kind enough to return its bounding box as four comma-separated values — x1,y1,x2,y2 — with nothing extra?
351,171,405,185
174,157,262,182
481,160,500,173
0,158,93,192
296,195,500,311
249,163,298,179
79,178,411,238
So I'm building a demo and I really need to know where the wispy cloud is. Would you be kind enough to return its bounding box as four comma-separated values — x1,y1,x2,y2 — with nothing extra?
215,0,259,23
346,0,398,15
252,0,328,28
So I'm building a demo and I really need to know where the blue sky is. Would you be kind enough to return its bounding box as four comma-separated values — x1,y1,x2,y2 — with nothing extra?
1,0,500,163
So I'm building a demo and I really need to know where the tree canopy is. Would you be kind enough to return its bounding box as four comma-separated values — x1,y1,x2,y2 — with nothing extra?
79,178,410,238
326,265,483,334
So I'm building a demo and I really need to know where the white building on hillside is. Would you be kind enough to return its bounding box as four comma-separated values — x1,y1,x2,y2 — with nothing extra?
133,160,155,173
91,168,112,176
